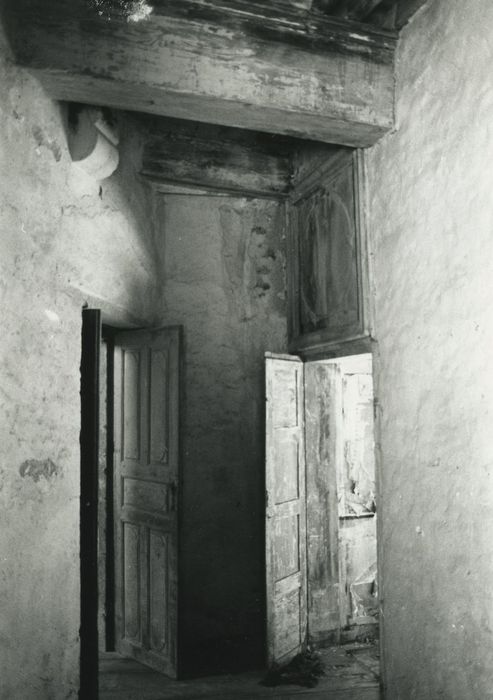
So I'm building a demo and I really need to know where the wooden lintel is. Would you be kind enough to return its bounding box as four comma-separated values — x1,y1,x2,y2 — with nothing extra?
140,117,293,198
6,0,397,147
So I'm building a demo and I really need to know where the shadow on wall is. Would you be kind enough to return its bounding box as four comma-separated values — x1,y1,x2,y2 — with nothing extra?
162,196,288,676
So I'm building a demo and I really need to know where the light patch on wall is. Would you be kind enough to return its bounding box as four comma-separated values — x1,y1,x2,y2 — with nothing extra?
44,309,60,323
127,1,153,22
89,0,153,22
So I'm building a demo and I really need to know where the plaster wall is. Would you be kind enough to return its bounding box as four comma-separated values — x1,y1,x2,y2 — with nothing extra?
0,28,161,699
367,1,493,697
158,195,287,671
338,364,377,626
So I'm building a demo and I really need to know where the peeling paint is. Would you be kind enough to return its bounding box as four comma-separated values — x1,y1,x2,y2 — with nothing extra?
31,125,62,162
19,458,59,482
0,27,161,698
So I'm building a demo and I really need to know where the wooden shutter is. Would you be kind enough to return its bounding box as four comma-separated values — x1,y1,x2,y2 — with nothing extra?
288,149,371,358
113,326,180,677
265,352,307,666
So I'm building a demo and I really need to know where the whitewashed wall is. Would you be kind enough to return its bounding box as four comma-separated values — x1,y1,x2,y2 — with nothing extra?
368,1,493,697
0,28,161,699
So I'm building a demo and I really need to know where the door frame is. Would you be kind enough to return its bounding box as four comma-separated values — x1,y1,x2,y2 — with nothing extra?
80,308,101,700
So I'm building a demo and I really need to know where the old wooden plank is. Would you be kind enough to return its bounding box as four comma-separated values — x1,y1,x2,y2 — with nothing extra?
123,0,397,61
265,354,307,666
140,117,293,198
100,647,380,698
7,0,397,146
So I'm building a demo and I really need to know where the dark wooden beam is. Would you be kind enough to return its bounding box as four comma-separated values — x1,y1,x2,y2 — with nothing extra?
314,0,386,21
346,0,387,20
359,0,428,29
275,0,314,8
313,0,427,29
311,0,341,11
6,0,397,147
395,0,428,28
139,117,293,198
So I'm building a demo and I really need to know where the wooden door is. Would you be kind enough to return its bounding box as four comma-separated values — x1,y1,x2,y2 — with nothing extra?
113,327,180,677
265,353,307,666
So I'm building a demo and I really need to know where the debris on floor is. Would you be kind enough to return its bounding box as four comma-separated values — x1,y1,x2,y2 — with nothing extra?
261,649,325,688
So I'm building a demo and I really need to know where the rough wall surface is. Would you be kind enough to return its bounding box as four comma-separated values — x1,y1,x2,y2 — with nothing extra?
0,27,161,699
367,1,493,697
159,195,287,671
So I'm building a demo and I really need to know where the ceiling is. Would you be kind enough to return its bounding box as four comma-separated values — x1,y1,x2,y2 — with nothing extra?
277,0,428,30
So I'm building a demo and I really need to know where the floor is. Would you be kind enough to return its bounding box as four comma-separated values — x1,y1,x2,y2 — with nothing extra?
99,644,381,700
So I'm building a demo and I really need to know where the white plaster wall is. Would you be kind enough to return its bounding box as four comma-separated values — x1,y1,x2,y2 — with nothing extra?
367,1,493,697
0,28,161,699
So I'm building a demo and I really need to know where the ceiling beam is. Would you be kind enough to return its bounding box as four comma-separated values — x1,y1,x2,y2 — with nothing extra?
311,0,342,11
6,0,397,147
359,0,428,29
314,0,386,21
139,117,294,198
346,0,387,20
313,0,427,29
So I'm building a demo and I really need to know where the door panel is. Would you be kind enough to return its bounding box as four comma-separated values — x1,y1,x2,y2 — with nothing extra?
265,353,307,666
287,150,372,358
114,327,180,677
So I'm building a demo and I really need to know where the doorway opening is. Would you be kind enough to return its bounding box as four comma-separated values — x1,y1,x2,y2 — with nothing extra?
81,313,182,697
83,306,379,697
307,353,378,646
265,351,379,667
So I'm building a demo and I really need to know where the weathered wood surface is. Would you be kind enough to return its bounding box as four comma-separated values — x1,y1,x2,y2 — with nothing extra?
7,0,396,146
100,645,380,698
291,141,349,189
265,354,307,666
113,327,181,678
313,0,428,28
288,150,372,358
347,0,429,29
313,0,385,21
140,117,293,198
